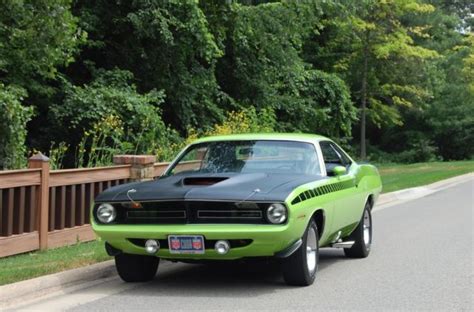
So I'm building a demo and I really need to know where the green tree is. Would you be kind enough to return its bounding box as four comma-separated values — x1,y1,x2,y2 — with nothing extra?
428,34,474,159
277,70,356,138
208,1,357,138
0,0,83,90
311,0,438,158
72,0,225,132
0,84,33,169
50,69,178,160
373,1,474,161
0,0,82,168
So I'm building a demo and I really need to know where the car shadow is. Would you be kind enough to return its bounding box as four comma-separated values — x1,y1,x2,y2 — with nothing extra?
122,248,350,298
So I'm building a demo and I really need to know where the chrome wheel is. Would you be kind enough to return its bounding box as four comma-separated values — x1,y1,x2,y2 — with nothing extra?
306,226,318,274
344,203,372,259
363,208,372,246
282,221,319,286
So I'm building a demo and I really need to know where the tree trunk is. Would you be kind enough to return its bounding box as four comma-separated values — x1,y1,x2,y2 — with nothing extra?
360,33,369,160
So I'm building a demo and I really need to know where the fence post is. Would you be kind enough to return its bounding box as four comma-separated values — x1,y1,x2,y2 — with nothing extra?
28,153,50,250
113,155,156,182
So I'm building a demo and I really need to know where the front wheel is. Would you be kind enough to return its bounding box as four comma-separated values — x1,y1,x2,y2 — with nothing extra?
282,220,319,286
344,202,372,258
115,253,159,282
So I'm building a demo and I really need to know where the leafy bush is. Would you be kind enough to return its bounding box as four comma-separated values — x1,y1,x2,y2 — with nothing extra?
0,85,34,169
74,115,125,168
155,107,276,162
48,141,68,170
367,135,439,164
427,39,474,160
0,0,83,89
279,70,357,138
215,2,357,139
202,107,275,137
75,0,225,132
395,139,439,163
51,70,180,166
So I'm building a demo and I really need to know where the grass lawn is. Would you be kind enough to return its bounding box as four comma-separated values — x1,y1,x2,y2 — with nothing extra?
0,239,110,286
377,160,474,193
1,160,473,286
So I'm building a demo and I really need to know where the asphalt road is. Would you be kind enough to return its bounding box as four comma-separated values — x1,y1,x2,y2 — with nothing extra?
17,181,473,311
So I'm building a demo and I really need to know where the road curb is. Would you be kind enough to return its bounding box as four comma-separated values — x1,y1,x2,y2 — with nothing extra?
1,172,472,309
0,260,116,309
375,172,473,210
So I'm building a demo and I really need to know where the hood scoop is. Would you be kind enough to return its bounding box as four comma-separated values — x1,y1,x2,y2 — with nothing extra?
183,177,229,186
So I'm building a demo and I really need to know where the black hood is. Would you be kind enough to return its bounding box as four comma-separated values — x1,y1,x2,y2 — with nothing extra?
95,172,323,203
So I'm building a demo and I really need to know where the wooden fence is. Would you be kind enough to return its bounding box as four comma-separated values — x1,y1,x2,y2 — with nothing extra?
0,154,169,258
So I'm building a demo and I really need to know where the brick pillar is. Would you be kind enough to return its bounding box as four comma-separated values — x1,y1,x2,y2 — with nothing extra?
113,155,156,182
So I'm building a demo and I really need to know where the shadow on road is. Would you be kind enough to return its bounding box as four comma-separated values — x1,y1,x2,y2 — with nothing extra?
120,248,350,298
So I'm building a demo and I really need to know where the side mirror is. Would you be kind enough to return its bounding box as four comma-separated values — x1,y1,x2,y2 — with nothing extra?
332,165,347,176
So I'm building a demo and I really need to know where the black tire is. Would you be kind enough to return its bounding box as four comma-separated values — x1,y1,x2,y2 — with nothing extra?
282,220,319,286
115,253,159,282
344,201,372,258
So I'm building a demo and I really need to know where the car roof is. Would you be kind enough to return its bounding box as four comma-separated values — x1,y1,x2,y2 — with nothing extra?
193,133,329,144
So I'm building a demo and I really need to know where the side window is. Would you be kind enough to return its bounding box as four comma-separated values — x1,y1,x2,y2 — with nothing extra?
330,143,352,166
320,141,341,163
320,141,351,176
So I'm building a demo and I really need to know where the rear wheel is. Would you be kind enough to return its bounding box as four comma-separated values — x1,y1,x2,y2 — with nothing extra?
344,202,372,258
115,253,159,282
282,220,319,286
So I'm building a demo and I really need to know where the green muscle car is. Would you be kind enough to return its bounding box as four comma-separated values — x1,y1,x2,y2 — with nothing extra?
92,133,382,286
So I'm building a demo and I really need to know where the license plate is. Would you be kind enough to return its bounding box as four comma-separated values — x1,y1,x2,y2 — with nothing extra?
168,235,205,254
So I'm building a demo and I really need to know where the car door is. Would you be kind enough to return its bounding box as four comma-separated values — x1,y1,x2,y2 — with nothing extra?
319,141,360,234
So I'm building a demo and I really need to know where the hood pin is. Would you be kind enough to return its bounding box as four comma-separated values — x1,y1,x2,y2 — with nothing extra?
126,189,142,209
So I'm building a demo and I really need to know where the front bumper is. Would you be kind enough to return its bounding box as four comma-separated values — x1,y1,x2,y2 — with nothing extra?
93,221,304,260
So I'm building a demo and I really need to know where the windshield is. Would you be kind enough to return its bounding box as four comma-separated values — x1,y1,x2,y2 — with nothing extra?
165,140,321,176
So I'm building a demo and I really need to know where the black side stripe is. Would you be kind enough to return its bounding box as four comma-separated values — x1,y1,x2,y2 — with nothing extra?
291,179,356,205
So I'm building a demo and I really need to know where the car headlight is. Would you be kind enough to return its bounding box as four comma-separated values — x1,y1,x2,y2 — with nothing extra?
266,203,287,224
96,203,116,224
